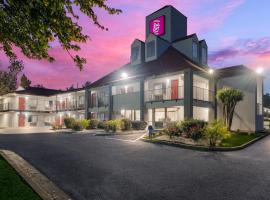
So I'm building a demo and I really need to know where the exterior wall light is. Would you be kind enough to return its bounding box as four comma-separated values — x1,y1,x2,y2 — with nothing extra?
121,72,128,79
256,67,264,74
208,69,214,74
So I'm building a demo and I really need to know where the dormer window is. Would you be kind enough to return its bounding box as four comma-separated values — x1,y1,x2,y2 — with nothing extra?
131,46,139,62
147,41,156,58
202,47,207,65
192,41,198,59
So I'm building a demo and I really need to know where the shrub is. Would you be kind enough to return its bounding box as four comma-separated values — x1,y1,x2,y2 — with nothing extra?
131,121,147,130
79,119,89,129
105,120,122,132
180,119,207,141
88,119,99,129
63,117,75,129
72,121,83,131
97,121,106,129
203,120,230,146
121,118,132,131
52,124,62,130
165,122,181,138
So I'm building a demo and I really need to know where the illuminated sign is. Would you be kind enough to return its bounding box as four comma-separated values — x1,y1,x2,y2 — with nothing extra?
149,15,165,36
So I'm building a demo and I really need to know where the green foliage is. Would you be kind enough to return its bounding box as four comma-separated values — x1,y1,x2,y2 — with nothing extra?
20,74,31,88
220,132,258,147
217,88,244,130
131,121,147,130
121,118,132,131
0,1,121,69
63,117,75,129
88,119,99,129
165,122,181,138
97,121,106,129
0,155,41,200
105,120,121,132
72,121,83,131
52,123,63,130
203,120,230,146
180,119,207,141
0,58,23,95
79,119,89,129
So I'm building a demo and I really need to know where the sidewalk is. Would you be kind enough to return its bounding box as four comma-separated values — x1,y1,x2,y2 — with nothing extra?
0,127,55,134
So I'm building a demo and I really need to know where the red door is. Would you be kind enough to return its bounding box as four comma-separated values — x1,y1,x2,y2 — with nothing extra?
19,97,26,110
18,114,25,127
171,80,178,99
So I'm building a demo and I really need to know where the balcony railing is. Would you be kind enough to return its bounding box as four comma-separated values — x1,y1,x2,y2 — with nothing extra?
145,86,184,102
193,86,214,102
0,103,11,111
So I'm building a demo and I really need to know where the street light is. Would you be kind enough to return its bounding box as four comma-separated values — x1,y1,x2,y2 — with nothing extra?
121,72,128,79
256,67,264,74
208,69,214,75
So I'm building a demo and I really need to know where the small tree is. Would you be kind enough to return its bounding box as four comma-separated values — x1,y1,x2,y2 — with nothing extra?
217,88,244,131
20,74,31,88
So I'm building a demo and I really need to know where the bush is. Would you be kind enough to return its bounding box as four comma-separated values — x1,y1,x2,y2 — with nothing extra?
131,121,147,130
63,117,75,129
72,121,83,131
203,120,230,146
79,119,89,129
105,120,122,132
165,122,181,138
97,121,106,129
88,119,99,129
180,119,207,141
52,124,63,130
121,118,132,131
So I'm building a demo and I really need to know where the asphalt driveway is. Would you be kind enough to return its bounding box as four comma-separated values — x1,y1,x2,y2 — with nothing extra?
0,132,270,200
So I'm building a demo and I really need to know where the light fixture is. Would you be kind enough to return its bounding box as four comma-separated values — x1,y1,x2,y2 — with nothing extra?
166,79,170,83
256,67,264,74
121,72,128,79
208,69,214,74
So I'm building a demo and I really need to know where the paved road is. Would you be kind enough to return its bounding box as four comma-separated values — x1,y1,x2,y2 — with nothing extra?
0,132,270,200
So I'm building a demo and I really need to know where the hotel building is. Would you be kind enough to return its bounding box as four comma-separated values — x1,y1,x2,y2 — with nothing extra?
0,6,265,132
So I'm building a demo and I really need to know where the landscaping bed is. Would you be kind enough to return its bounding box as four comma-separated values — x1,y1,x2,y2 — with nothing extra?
0,155,41,200
142,119,268,151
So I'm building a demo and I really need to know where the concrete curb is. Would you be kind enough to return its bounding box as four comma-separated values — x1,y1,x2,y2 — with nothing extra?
0,150,72,200
141,133,269,152
95,130,147,136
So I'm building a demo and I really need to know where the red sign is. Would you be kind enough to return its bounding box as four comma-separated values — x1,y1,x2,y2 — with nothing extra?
149,16,165,36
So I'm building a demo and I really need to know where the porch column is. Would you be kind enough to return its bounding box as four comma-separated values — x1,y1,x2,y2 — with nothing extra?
152,108,155,126
184,68,193,119
209,78,217,121
140,79,145,121
85,89,91,119
108,85,113,120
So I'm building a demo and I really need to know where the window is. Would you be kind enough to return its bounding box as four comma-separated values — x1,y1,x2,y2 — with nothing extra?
192,42,198,58
147,41,155,58
131,46,139,62
202,47,207,65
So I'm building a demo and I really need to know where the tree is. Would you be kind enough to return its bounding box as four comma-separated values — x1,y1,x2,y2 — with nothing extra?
0,58,23,95
0,1,121,70
217,88,244,131
264,93,270,108
20,74,31,88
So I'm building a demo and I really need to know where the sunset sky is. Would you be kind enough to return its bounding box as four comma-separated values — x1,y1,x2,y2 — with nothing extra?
0,0,269,92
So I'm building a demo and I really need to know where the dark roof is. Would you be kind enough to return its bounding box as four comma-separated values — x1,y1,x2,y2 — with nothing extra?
172,33,197,43
215,65,255,78
57,87,85,94
147,5,187,18
89,46,209,88
15,87,62,96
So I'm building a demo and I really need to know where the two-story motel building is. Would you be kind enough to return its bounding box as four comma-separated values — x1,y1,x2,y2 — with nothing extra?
0,6,265,132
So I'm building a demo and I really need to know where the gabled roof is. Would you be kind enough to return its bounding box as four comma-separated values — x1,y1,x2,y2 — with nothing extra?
14,87,62,96
215,65,256,78
172,33,197,43
89,46,209,88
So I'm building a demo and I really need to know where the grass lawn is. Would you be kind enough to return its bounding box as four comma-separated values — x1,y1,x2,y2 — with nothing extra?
220,133,260,147
0,155,41,200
